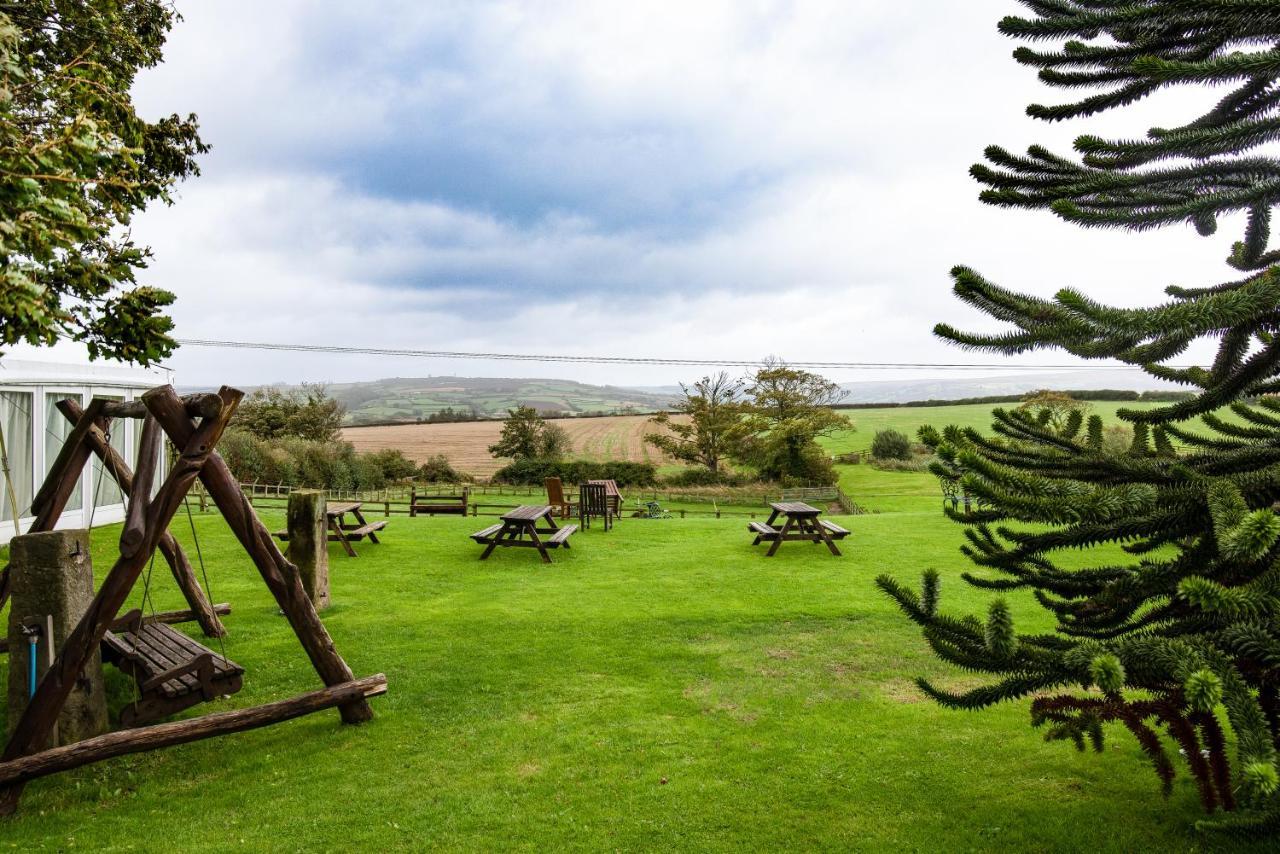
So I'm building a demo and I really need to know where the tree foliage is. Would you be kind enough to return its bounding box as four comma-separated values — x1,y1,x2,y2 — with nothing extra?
644,372,746,475
736,361,849,484
488,406,568,461
1016,390,1090,432
879,2,1280,837
0,2,206,364
234,384,345,442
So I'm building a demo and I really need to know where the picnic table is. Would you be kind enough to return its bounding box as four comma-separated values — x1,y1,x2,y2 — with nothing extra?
747,501,849,557
471,504,578,563
587,479,623,517
274,500,387,558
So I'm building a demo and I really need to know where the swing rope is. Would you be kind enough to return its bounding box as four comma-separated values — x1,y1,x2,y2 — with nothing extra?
184,495,228,662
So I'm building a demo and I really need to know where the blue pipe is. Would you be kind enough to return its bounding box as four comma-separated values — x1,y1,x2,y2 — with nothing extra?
27,635,37,700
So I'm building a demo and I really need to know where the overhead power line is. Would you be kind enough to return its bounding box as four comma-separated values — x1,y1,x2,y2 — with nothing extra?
175,338,1182,372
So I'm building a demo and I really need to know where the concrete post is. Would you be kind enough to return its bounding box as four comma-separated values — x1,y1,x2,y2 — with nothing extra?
6,529,108,747
286,489,329,610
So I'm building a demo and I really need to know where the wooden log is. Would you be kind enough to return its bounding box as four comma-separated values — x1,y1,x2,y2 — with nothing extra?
286,490,329,609
0,388,239,815
146,389,373,726
0,674,387,790
100,393,223,420
28,399,108,521
57,398,226,640
109,603,231,631
120,415,161,559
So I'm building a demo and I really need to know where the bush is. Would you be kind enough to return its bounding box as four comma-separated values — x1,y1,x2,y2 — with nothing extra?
872,457,932,472
219,428,409,491
490,459,658,487
871,429,912,461
418,454,473,484
661,467,756,487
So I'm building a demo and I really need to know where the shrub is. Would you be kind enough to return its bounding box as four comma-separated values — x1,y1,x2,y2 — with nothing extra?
418,454,473,484
872,457,932,473
871,429,912,461
661,467,756,487
490,459,658,487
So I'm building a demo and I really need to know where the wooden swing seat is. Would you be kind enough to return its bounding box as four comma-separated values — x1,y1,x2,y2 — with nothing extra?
102,612,244,727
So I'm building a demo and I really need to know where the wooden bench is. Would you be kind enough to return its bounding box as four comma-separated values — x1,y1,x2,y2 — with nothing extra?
410,487,470,516
343,520,387,540
102,610,244,727
748,521,779,544
470,524,503,543
819,520,851,540
547,524,578,547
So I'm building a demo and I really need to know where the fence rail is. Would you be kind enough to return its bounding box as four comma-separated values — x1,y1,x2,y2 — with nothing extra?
208,480,867,520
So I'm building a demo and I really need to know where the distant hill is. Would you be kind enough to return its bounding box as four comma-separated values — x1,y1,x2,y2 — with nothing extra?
835,369,1177,404
325,377,676,425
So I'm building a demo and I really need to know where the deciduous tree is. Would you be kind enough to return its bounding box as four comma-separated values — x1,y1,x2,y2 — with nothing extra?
0,2,206,364
644,372,745,475
488,406,568,461
736,361,849,484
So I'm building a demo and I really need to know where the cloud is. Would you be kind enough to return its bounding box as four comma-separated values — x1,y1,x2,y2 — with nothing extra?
126,1,1250,387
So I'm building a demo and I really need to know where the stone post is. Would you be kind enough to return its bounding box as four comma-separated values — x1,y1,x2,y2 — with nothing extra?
286,489,329,610
6,529,107,747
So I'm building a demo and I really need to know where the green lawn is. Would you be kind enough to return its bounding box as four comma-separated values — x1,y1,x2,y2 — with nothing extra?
0,491,1260,851
820,400,1168,457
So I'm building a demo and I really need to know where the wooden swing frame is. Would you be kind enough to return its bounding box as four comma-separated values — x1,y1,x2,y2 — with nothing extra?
0,385,385,816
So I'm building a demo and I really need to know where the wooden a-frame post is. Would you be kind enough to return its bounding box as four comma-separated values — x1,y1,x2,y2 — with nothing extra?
0,398,225,638
0,385,373,815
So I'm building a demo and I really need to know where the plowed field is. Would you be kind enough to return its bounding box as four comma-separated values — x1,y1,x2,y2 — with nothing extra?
342,414,687,477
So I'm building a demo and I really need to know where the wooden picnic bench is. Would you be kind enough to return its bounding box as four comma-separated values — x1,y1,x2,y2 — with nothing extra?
748,501,848,556
471,504,577,563
102,609,245,727
274,500,387,557
410,487,469,516
586,479,624,518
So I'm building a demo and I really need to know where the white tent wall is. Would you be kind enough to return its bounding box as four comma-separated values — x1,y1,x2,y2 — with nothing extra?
0,358,174,544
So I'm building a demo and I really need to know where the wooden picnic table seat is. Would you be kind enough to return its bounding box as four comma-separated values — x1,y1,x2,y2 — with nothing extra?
102,610,244,727
748,521,779,543
547,524,578,546
470,524,503,543
339,520,387,540
819,520,851,539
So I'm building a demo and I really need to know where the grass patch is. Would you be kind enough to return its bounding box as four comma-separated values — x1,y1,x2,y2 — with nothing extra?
0,494,1260,851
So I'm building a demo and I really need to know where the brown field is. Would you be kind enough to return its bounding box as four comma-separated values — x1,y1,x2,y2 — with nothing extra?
342,414,688,477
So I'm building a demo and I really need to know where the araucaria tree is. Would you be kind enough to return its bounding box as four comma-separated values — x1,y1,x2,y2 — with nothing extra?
877,2,1280,837
0,2,206,364
644,372,745,475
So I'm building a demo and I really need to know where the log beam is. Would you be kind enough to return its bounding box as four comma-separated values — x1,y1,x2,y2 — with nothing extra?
0,387,239,815
57,398,226,639
100,394,223,420
0,674,387,790
146,390,374,726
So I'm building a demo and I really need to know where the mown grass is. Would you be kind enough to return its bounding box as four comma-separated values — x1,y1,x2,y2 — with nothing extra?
0,482,1263,852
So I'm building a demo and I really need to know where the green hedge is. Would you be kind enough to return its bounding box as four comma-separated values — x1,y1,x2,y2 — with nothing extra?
490,459,658,487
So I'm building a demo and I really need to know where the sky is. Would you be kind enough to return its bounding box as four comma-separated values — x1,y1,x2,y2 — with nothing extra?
49,0,1252,389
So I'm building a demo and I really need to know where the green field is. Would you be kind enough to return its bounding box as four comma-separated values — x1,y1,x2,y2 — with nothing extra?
330,377,674,424
0,458,1261,850
820,400,1167,457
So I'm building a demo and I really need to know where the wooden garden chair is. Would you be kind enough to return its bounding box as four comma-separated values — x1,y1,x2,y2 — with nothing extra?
578,482,613,531
545,477,577,519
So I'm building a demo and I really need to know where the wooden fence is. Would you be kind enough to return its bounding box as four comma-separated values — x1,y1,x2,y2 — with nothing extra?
195,481,864,519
